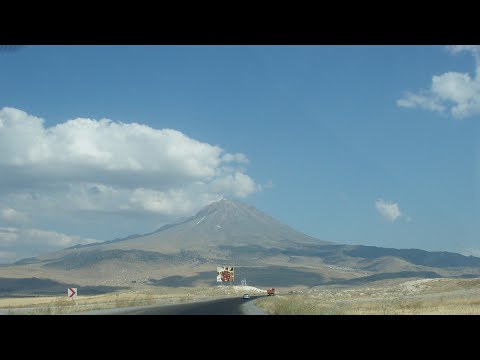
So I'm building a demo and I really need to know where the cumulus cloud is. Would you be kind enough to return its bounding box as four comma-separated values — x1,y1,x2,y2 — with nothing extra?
0,107,230,177
397,45,480,119
0,107,262,259
375,198,403,222
0,227,98,263
0,107,260,218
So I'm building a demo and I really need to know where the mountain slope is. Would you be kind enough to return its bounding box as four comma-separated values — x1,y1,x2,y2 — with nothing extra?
116,199,329,251
3,199,480,290
55,199,331,257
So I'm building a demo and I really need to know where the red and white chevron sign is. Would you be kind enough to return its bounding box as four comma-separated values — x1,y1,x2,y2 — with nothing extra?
68,287,77,299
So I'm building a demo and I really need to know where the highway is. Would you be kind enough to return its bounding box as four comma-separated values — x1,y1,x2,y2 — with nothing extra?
116,296,263,315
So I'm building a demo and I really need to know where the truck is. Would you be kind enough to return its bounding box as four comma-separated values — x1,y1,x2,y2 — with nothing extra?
267,288,276,296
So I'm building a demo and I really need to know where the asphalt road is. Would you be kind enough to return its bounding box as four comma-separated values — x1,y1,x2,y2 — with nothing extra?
117,296,261,315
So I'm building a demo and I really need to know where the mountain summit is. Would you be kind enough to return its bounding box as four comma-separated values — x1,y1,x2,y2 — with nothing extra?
101,198,330,254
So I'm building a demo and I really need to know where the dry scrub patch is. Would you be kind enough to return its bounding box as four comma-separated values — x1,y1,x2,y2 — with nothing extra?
256,278,480,315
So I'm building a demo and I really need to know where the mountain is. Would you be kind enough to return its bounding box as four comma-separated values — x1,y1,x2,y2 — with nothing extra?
26,198,330,265
1,199,480,294
99,198,330,252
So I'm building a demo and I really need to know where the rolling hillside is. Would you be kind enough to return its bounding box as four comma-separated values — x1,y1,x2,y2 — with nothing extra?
1,199,479,294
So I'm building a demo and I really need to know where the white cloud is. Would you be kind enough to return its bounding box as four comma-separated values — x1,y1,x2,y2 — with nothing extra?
446,45,480,57
375,198,402,222
460,248,480,258
396,92,445,112
0,107,260,219
221,153,249,164
128,188,222,215
0,207,28,225
0,107,227,176
0,251,16,263
0,226,99,263
0,107,262,258
397,45,480,119
210,172,261,197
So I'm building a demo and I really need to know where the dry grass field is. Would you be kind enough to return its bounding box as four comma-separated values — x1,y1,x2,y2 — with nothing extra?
3,278,480,315
0,285,264,315
256,278,480,315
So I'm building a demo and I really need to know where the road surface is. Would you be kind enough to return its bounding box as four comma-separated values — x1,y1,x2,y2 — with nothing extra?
116,296,263,315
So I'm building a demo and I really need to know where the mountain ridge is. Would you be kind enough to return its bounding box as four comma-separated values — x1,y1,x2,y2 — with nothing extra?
3,198,480,290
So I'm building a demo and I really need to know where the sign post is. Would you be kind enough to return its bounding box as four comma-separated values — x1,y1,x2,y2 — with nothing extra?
68,287,77,299
217,266,234,284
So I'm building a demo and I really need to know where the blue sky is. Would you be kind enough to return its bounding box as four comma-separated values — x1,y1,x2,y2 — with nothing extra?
0,45,479,262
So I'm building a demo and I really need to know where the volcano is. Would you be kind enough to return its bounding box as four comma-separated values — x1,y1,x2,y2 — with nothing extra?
2,199,480,292
96,198,332,253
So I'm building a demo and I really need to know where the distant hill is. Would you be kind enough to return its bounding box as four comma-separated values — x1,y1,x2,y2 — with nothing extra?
1,199,479,292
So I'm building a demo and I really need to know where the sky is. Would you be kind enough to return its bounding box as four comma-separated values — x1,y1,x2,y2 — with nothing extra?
0,45,479,263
